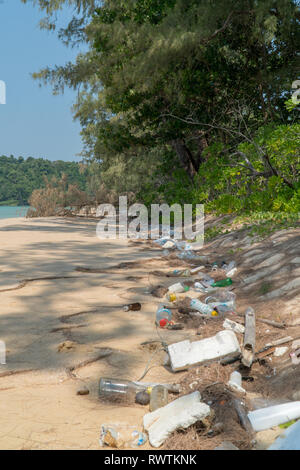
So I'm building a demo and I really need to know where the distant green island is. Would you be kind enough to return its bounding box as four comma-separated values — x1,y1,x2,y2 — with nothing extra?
0,155,86,206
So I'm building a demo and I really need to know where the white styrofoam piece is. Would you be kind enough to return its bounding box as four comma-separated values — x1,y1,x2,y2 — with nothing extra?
274,347,288,357
223,318,245,334
143,391,210,448
167,330,241,372
248,402,300,431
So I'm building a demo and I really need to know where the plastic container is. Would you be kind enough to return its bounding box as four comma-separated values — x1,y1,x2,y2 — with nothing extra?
194,282,218,294
227,371,245,394
248,402,300,431
223,261,236,273
168,282,189,293
156,304,172,327
190,298,219,317
166,293,177,302
171,269,191,277
149,385,168,412
130,431,147,448
211,278,233,288
205,291,236,313
177,251,208,262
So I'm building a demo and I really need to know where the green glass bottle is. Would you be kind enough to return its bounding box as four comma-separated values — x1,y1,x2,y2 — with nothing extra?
211,278,233,288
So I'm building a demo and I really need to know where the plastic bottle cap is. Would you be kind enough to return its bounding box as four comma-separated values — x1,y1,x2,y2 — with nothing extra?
159,318,168,328
211,310,219,317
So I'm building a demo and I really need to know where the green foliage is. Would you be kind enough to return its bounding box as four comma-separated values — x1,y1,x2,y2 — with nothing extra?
23,0,300,225
0,155,87,205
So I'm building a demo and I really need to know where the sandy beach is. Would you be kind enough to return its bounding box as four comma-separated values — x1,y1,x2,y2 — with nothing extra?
0,216,299,450
0,216,192,450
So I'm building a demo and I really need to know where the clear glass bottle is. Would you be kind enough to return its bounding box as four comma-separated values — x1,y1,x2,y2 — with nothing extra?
99,377,145,401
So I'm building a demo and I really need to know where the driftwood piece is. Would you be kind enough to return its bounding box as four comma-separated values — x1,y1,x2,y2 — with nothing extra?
242,307,256,368
66,349,112,377
257,318,286,329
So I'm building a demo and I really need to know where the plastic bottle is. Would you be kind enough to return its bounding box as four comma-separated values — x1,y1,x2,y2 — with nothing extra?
123,302,142,312
194,282,217,294
248,401,300,431
99,377,146,400
190,299,219,317
205,291,236,313
171,269,191,277
211,278,233,288
227,371,245,394
130,431,147,448
166,293,177,302
223,261,236,272
156,304,172,327
168,282,190,294
149,385,168,412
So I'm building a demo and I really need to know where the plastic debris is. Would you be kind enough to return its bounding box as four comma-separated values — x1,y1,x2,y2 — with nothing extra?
205,291,236,314
130,431,147,448
227,371,246,395
190,298,219,317
168,282,190,294
211,278,233,288
149,385,168,412
248,401,300,431
156,304,172,328
100,426,123,448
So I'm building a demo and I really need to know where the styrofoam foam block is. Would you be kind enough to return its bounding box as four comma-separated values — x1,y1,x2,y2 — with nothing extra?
143,391,210,448
167,330,241,372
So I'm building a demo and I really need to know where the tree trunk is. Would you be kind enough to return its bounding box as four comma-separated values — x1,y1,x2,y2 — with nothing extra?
171,139,197,180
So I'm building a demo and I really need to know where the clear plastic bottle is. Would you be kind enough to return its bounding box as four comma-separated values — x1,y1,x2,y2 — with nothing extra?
205,291,236,313
156,304,172,327
190,299,219,317
149,385,168,412
168,282,189,293
129,431,147,448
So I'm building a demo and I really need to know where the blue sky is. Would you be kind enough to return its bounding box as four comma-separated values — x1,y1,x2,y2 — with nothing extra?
0,0,86,162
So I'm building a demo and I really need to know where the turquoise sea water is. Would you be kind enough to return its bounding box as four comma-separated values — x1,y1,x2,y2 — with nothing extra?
0,206,29,219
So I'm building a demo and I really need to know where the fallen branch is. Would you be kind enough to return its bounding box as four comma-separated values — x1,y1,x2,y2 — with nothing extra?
0,368,36,378
66,349,113,377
